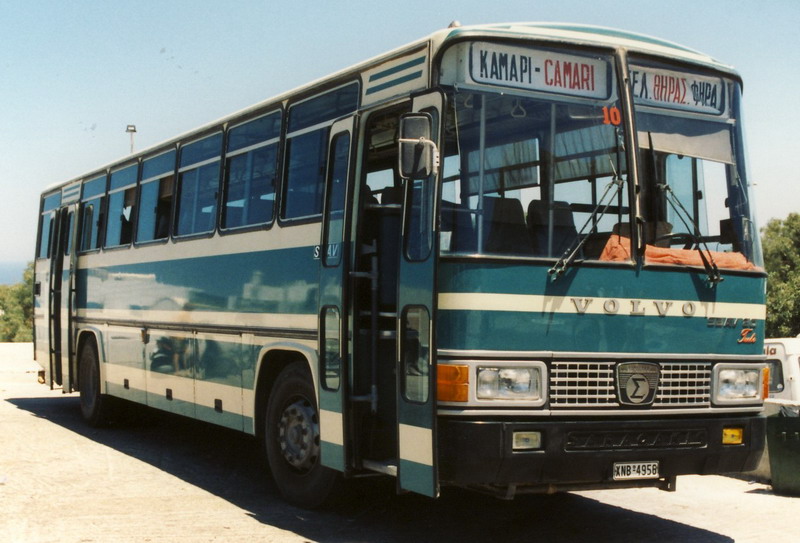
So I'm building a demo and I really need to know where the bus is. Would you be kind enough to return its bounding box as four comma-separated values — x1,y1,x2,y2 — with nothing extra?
765,338,800,403
34,22,768,507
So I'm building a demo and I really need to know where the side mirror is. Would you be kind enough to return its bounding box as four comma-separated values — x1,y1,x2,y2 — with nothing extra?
398,113,439,180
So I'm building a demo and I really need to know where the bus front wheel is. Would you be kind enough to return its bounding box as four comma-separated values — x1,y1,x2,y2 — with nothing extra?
264,361,338,508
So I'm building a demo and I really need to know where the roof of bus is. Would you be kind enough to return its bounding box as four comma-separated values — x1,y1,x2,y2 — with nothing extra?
42,22,737,196
434,22,733,71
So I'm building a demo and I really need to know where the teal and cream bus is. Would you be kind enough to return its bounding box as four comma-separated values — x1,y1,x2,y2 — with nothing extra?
34,22,768,507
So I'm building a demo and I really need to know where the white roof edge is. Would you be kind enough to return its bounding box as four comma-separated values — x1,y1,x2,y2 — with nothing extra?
437,22,735,72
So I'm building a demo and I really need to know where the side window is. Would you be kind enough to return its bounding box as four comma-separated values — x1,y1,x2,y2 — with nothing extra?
363,107,408,201
37,212,54,259
322,132,350,267
321,307,341,391
222,112,281,229
405,109,438,262
282,83,359,221
175,133,222,237
766,359,785,394
402,306,431,403
79,175,107,252
283,128,328,220
37,192,60,259
64,210,75,256
137,150,176,243
105,164,138,248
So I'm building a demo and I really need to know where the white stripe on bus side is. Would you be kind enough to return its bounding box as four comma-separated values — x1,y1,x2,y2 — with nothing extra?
104,363,147,394
146,370,195,403
320,409,344,446
398,423,433,466
79,309,317,331
103,363,256,420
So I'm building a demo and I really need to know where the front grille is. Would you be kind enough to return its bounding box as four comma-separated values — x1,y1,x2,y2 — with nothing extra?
550,361,712,409
657,363,712,406
550,361,617,407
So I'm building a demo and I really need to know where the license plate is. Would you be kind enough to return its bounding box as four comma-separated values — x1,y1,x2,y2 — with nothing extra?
613,461,659,480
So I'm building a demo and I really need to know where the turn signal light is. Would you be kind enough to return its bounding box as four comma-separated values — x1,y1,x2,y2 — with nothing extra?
762,366,770,400
722,427,744,445
437,364,469,402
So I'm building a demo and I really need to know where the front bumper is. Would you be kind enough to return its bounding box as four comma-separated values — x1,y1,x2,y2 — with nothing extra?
438,415,765,493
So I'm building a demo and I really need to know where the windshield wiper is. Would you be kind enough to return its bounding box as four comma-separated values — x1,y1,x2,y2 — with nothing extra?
549,163,625,278
657,182,723,285
646,132,722,285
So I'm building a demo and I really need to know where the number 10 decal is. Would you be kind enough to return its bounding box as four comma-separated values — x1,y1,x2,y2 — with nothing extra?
602,106,622,126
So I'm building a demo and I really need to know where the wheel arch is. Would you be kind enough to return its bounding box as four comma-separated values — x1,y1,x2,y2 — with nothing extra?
74,327,105,392
253,342,318,440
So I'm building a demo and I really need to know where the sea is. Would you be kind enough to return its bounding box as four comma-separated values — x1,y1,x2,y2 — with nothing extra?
0,262,27,285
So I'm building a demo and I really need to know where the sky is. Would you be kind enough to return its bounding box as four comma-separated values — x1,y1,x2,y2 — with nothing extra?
1,0,798,280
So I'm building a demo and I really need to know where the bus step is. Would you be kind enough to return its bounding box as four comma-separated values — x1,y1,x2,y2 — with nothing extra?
359,311,396,318
350,271,376,280
357,329,397,339
362,459,398,477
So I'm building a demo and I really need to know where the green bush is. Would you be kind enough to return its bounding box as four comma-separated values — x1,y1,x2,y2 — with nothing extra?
762,214,800,338
0,262,34,342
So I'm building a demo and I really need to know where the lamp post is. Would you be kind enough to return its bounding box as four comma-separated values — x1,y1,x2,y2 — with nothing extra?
125,125,137,154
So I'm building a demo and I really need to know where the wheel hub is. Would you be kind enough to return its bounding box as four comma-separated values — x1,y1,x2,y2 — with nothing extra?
278,398,320,472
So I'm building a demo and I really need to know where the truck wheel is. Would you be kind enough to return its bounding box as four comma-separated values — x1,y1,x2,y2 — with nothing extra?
78,338,113,427
264,362,338,508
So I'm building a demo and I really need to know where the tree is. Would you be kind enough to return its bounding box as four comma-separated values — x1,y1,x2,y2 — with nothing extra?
0,262,34,342
762,214,800,338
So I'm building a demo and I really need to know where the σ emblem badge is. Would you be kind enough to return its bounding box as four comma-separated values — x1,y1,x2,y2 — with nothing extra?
617,362,660,406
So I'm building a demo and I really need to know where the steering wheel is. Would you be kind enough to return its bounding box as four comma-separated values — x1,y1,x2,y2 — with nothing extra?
654,232,697,249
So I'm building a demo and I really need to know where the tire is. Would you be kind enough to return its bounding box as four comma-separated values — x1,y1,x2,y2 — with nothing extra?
264,362,338,508
78,338,113,427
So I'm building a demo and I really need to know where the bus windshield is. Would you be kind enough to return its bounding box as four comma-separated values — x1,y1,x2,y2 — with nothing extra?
630,61,762,270
441,89,628,259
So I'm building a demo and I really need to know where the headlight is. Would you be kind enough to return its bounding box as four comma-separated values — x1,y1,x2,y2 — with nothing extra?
713,364,763,405
477,366,542,401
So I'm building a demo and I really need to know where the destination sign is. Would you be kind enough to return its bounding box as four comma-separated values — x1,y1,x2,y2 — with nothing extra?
469,42,610,99
629,65,726,115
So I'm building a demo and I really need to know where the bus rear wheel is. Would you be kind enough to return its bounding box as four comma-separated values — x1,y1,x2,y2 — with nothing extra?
264,362,338,508
78,337,113,427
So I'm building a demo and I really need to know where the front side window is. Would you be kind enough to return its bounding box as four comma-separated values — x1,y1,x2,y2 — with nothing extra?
282,130,328,220
630,60,762,271
282,83,359,221
441,48,627,260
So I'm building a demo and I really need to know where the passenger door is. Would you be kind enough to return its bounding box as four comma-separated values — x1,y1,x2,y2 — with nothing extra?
50,199,79,392
395,92,443,497
318,116,357,473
